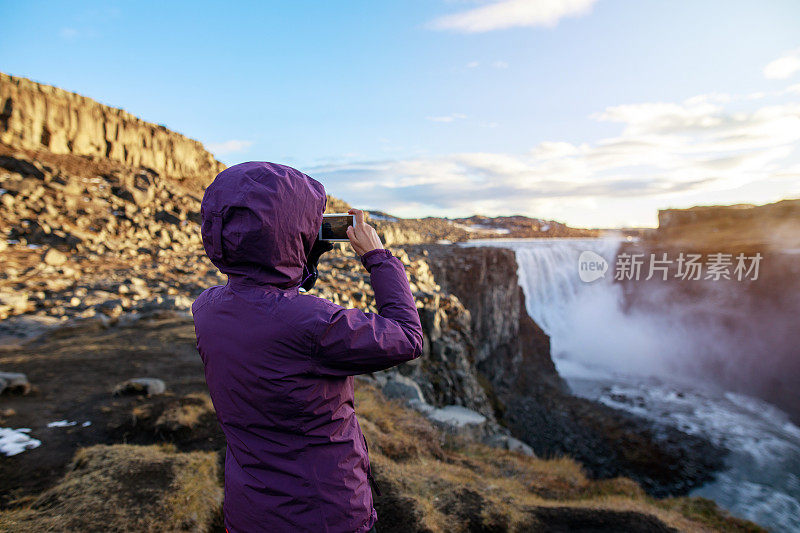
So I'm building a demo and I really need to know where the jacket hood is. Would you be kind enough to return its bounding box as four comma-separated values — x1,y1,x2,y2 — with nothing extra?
200,162,327,288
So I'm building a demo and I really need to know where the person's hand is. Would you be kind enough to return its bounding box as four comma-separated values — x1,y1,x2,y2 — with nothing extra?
346,208,384,256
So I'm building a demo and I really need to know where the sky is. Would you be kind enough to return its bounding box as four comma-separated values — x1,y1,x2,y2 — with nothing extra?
1,0,799,228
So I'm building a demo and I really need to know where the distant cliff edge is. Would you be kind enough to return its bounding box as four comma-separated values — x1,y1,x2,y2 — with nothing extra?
0,72,225,183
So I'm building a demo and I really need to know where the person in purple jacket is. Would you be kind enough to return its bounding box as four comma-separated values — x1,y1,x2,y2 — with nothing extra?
192,162,423,533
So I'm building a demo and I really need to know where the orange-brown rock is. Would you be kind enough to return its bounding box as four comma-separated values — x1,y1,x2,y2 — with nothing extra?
0,73,224,182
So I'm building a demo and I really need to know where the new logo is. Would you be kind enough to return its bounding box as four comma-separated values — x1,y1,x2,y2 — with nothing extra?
578,251,608,283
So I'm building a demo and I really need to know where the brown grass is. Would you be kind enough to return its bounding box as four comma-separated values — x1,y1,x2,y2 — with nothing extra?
355,382,764,533
155,393,215,432
0,444,222,532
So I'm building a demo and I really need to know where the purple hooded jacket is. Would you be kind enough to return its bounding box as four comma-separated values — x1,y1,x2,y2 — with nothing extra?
191,162,423,532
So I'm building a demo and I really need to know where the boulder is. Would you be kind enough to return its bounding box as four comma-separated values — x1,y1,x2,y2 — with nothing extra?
426,405,488,439
381,374,425,403
42,248,67,267
95,299,123,318
0,291,30,317
483,434,535,456
0,372,31,395
112,378,166,397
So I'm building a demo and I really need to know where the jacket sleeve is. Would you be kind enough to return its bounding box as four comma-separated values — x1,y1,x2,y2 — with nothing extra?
311,249,424,376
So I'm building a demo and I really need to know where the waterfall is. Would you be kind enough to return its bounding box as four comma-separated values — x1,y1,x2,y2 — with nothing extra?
510,238,620,338
462,238,688,378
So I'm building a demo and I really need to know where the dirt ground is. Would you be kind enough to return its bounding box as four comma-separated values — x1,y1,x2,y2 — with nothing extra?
0,311,219,509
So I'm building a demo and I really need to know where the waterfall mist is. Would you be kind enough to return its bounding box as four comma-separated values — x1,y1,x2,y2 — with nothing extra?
465,238,697,380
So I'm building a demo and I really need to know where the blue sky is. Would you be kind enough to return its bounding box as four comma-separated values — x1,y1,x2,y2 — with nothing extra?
2,0,799,227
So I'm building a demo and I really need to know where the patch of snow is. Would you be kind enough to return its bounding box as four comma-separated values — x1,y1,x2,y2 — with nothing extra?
436,239,453,245
454,223,511,235
47,420,92,428
539,224,550,232
47,420,77,428
0,427,42,456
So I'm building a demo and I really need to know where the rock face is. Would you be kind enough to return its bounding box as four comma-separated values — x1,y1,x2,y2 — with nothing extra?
414,245,564,397
0,73,224,182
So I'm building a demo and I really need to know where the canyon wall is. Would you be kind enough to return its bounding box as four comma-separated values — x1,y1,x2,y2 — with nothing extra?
0,73,224,182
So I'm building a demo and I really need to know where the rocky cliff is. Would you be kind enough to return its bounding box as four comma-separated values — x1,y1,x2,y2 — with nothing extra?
0,73,224,183
413,246,563,396
653,198,800,248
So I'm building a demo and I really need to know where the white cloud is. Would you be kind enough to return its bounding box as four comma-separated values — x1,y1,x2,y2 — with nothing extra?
426,113,467,123
206,139,253,155
492,60,509,69
764,48,800,80
429,0,598,33
311,88,800,226
466,61,480,68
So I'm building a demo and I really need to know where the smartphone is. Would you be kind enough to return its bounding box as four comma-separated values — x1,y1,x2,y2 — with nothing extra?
319,213,354,242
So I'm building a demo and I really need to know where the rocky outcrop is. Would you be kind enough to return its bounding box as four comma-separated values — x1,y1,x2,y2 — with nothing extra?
413,245,564,398
657,199,800,230
0,73,224,182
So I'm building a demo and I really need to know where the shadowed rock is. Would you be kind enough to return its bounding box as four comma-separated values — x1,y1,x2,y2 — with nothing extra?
112,377,166,397
0,372,30,395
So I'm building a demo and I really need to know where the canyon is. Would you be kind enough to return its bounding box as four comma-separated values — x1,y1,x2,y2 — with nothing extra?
0,73,761,531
